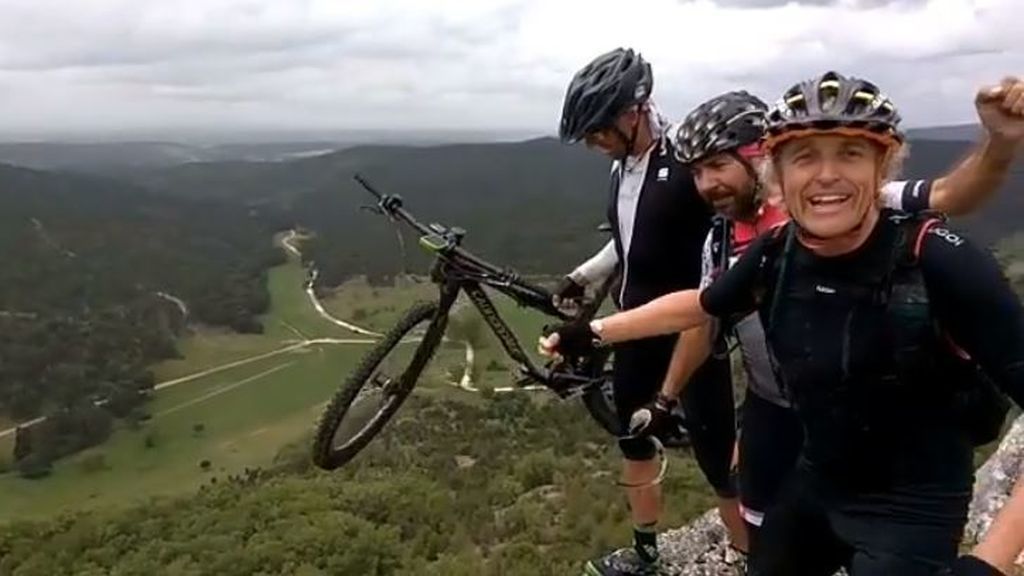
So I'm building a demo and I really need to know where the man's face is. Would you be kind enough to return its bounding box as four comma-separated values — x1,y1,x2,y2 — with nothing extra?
692,152,758,220
584,106,640,158
775,134,885,238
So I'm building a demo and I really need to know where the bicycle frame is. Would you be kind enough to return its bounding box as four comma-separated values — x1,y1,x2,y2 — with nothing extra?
354,174,609,398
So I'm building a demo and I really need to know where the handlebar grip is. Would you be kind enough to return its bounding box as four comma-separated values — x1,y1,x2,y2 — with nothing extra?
353,173,379,198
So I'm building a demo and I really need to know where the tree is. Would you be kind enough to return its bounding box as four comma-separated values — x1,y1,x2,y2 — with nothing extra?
17,451,52,479
13,425,32,462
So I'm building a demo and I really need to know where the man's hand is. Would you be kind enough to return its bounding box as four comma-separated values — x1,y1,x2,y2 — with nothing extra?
628,393,679,439
977,77,1024,144
553,276,586,313
537,321,600,361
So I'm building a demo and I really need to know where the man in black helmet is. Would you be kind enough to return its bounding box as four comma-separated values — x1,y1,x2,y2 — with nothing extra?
667,80,1024,561
556,48,742,575
540,70,1024,576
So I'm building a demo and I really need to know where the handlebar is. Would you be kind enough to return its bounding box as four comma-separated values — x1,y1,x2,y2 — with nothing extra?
353,173,559,311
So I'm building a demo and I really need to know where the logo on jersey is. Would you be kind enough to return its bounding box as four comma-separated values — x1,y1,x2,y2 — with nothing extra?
815,285,837,295
929,227,964,247
657,167,669,181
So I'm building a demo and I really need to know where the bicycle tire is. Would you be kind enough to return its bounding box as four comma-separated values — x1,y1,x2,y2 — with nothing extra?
581,376,622,437
312,301,446,470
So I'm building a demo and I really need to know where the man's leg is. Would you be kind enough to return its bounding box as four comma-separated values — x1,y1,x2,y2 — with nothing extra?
584,340,669,575
748,471,850,576
680,355,746,550
737,392,804,555
836,489,969,576
620,441,664,564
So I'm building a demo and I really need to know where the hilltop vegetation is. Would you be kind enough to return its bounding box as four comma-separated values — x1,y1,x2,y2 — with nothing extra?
0,164,285,478
0,393,716,576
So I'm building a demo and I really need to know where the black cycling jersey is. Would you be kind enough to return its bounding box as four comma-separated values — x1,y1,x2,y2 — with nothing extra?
700,210,1024,575
607,136,713,309
587,129,734,496
702,211,1024,484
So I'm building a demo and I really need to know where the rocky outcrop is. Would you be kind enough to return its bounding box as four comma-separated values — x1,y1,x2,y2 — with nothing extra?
967,415,1024,564
657,510,747,576
657,414,1024,575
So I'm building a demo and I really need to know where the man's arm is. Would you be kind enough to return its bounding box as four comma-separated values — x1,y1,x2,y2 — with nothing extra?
660,231,719,400
659,323,714,401
929,134,1021,216
569,240,618,286
929,77,1024,216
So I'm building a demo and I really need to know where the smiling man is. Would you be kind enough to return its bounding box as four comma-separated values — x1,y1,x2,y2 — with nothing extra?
541,71,1024,575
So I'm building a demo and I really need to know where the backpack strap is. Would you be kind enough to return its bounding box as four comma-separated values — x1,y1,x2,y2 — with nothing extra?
766,221,797,332
709,215,733,280
910,217,943,264
897,214,973,361
760,221,797,401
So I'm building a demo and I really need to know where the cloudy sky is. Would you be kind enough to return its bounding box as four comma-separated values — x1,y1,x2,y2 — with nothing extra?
0,0,1019,140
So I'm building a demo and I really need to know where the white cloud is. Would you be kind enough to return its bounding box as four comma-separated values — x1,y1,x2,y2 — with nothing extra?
0,0,1018,139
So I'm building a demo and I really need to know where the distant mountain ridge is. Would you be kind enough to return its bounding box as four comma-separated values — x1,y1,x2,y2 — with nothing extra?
0,141,344,172
906,124,982,142
97,132,1023,286
0,123,987,172
2,127,1020,288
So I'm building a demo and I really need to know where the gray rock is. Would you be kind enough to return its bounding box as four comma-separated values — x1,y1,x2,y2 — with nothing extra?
967,414,1024,545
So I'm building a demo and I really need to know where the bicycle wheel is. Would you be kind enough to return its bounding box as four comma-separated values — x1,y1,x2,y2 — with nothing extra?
581,375,622,437
312,301,446,470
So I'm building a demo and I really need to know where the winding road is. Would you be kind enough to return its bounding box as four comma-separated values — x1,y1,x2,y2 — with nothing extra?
282,230,481,391
0,229,535,440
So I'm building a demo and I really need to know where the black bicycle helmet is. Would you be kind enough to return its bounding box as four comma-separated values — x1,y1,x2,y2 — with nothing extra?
764,71,903,152
674,91,768,164
559,48,653,143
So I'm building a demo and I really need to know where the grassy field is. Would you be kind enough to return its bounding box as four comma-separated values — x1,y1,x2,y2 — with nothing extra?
154,239,363,382
0,237,380,520
0,236,571,521
320,274,439,333
322,276,561,391
0,346,362,519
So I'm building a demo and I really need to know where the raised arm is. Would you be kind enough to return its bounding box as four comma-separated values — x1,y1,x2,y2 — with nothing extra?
929,77,1024,217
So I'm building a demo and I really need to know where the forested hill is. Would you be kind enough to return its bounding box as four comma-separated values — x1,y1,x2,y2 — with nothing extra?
113,138,612,285
0,163,285,476
111,134,1024,287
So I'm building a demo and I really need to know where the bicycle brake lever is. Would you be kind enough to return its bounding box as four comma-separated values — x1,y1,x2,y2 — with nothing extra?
380,194,404,213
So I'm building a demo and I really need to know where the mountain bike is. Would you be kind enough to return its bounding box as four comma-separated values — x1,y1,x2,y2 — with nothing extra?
312,174,686,471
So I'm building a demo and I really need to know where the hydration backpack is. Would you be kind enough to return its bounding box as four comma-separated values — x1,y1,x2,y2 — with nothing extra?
760,212,1010,447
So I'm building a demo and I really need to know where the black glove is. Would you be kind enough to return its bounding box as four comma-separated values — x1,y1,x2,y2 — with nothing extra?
628,393,679,439
553,276,585,307
543,320,600,359
948,556,1004,576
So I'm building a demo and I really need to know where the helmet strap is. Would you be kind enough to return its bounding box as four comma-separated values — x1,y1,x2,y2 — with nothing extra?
728,150,764,220
612,104,647,162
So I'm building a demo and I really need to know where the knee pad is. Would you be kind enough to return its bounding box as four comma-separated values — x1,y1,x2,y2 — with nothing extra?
618,435,658,461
